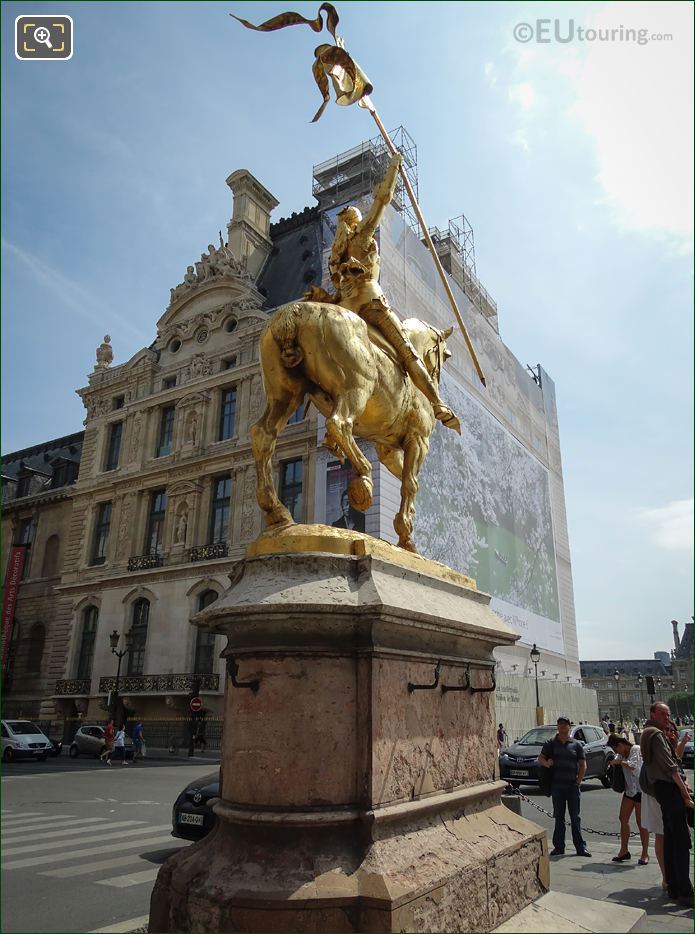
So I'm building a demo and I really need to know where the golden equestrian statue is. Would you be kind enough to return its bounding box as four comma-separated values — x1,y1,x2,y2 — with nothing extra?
250,153,461,553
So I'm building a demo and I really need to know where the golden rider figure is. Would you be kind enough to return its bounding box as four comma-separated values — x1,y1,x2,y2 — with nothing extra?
319,152,460,433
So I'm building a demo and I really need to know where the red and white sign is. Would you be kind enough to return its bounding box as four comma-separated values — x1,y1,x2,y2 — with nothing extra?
190,696,203,713
2,547,26,677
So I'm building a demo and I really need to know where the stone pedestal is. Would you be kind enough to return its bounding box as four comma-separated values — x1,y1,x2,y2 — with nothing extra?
149,528,549,933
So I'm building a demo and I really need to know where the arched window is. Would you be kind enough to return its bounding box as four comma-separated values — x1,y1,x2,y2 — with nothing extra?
193,590,218,675
42,535,60,577
27,623,46,674
76,606,98,680
127,599,149,676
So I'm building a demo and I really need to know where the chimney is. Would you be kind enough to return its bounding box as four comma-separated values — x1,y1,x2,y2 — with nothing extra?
671,619,681,653
225,170,279,280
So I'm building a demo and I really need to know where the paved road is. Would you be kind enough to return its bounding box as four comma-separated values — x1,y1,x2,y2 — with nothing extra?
2,754,219,934
2,757,691,933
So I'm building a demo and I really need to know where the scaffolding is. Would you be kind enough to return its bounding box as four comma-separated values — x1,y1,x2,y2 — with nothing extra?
428,215,498,329
312,126,420,234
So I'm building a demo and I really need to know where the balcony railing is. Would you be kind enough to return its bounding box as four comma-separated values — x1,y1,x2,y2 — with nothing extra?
54,678,92,696
98,673,220,694
190,542,229,562
128,553,164,572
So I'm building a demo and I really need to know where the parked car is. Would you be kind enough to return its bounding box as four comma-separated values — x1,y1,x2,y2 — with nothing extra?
172,771,219,840
500,724,614,788
679,729,694,769
1,720,53,762
69,725,134,759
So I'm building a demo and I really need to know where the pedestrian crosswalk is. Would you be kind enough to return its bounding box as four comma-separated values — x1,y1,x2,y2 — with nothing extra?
1,808,188,887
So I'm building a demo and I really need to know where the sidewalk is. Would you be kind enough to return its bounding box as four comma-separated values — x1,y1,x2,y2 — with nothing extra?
548,838,694,933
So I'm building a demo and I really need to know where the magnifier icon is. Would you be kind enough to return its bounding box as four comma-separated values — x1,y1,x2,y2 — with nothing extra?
34,26,53,49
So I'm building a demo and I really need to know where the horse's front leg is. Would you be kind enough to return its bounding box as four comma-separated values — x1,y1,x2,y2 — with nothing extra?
325,390,374,512
250,397,301,527
394,434,430,552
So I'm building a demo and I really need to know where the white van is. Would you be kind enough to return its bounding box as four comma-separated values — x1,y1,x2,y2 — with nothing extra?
1,719,53,762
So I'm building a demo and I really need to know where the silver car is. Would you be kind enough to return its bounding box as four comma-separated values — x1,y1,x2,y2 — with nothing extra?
69,725,134,759
1,720,53,762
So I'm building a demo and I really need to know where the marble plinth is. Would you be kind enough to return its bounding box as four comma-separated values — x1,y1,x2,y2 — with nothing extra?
149,543,548,933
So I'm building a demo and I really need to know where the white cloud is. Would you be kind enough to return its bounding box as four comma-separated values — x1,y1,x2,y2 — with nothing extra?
507,2,694,249
508,81,537,110
636,498,694,552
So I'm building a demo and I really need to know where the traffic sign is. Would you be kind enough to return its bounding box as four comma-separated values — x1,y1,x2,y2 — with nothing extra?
190,696,203,713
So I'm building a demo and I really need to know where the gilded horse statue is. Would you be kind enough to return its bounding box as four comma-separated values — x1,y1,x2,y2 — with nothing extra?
250,151,460,553
250,302,454,553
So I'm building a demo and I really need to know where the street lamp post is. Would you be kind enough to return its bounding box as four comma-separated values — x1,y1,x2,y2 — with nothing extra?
636,673,646,720
656,677,662,702
530,644,542,724
613,669,623,727
109,629,133,723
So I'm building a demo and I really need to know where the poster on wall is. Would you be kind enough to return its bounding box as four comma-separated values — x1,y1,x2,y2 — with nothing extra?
413,373,563,654
325,460,366,532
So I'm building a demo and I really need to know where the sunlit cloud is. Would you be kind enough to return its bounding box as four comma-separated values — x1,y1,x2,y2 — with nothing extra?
636,498,694,552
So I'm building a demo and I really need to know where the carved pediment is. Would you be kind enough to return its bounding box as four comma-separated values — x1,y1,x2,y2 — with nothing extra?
167,479,203,497
176,391,210,410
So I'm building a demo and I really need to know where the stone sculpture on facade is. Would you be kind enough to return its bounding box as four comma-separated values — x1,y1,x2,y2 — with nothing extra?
168,242,251,307
250,153,458,553
94,335,113,371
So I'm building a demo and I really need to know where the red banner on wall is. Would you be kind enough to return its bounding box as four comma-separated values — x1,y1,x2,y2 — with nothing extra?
2,546,26,676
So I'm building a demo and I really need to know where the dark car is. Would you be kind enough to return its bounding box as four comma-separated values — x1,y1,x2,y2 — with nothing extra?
500,724,614,788
49,737,63,757
172,770,219,840
679,729,694,769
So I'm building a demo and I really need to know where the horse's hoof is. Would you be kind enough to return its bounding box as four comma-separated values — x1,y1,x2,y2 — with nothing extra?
348,476,373,512
266,509,294,529
398,538,419,554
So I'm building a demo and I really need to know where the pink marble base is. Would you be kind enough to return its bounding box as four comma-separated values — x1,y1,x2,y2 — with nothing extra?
149,552,548,933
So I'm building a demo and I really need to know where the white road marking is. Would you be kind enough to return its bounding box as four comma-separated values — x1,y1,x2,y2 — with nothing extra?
2,819,143,842
2,834,176,870
1,811,43,818
88,915,150,933
0,813,73,826
2,816,108,835
3,823,171,856
41,848,185,878
97,866,160,887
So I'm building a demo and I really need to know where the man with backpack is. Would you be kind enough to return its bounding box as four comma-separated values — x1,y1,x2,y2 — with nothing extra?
538,716,591,857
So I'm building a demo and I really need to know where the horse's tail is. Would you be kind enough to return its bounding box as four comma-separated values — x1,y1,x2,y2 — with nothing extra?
269,303,304,368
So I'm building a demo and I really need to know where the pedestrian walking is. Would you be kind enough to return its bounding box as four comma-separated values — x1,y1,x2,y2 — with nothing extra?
538,716,591,857
608,719,616,734
606,734,649,864
601,716,610,735
641,702,693,906
496,723,508,754
112,725,129,766
133,721,145,760
100,719,115,763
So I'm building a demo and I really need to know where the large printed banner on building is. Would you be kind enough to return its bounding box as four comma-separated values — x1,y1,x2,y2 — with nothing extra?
413,374,564,655
2,546,26,675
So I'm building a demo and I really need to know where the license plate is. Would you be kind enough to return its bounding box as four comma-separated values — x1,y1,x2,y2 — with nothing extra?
510,769,529,777
178,813,204,826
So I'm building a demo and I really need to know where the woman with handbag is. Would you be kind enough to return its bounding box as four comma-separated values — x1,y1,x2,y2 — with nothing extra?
607,734,649,864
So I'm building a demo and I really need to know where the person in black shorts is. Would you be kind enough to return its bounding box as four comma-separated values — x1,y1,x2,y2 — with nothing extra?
538,716,591,857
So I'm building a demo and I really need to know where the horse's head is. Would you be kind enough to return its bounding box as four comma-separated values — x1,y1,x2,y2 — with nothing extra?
403,320,453,384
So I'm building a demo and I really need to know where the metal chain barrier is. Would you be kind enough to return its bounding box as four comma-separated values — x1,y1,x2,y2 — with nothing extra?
507,788,639,837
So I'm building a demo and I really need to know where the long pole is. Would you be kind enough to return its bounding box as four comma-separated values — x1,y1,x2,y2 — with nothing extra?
616,680,623,726
363,99,487,388
533,661,540,708
113,653,123,722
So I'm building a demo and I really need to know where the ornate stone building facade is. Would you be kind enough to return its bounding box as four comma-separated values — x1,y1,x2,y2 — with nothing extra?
2,170,317,721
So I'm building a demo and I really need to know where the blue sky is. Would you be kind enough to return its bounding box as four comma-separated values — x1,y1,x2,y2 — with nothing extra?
2,1,692,659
